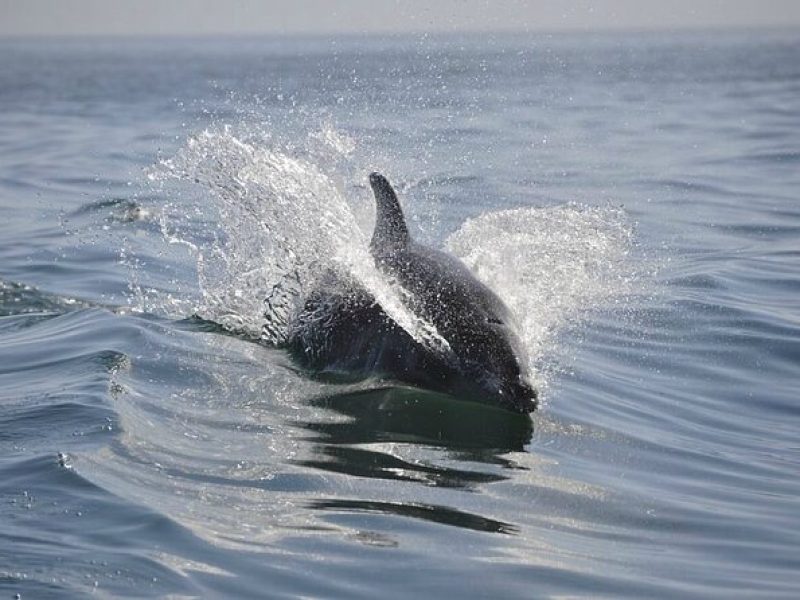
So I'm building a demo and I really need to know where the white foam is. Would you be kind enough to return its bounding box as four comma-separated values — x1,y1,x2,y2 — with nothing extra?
145,126,451,354
447,203,635,387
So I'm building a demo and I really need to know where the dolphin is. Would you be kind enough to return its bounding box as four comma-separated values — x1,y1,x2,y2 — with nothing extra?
283,172,537,414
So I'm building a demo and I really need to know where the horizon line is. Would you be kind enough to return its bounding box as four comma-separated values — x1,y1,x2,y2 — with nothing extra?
0,22,797,42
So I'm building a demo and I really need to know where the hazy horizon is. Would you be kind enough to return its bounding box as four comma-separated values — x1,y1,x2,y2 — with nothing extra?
1,0,799,38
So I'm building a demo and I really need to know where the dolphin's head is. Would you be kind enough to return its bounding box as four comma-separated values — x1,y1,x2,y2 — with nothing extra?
448,313,538,414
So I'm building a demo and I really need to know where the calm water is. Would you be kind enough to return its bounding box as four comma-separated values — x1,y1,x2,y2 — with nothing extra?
1,30,799,599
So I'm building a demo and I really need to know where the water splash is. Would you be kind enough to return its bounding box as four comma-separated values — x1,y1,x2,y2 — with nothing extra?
145,125,451,354
446,203,635,387
139,124,635,390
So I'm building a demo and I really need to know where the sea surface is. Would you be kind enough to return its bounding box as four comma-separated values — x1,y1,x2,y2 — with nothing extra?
1,29,798,599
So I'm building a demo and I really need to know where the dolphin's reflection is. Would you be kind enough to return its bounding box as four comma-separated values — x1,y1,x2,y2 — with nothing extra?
307,499,518,535
293,386,533,489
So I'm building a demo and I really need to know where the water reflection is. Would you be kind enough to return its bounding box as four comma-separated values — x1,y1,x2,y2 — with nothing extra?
301,386,533,450
293,386,531,536
298,444,505,488
307,499,519,535
294,386,533,489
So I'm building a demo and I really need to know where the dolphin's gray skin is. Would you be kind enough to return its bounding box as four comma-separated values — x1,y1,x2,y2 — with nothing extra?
284,172,537,414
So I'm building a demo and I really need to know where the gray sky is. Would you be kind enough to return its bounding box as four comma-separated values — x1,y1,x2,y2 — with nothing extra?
1,0,799,37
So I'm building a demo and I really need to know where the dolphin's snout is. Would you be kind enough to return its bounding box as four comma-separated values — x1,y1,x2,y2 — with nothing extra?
508,380,538,414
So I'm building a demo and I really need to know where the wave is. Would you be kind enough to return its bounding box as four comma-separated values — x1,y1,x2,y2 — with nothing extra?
0,278,93,318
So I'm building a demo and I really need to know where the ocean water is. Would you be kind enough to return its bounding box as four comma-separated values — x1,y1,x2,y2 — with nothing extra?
1,29,798,598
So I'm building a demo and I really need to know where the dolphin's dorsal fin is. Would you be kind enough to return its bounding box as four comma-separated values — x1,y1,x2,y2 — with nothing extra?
369,172,409,255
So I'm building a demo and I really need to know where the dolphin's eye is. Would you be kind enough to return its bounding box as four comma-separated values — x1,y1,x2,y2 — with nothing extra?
487,316,503,325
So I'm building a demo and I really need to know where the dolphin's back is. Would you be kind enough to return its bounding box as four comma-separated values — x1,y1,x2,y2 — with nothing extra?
387,241,513,328
367,172,512,328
